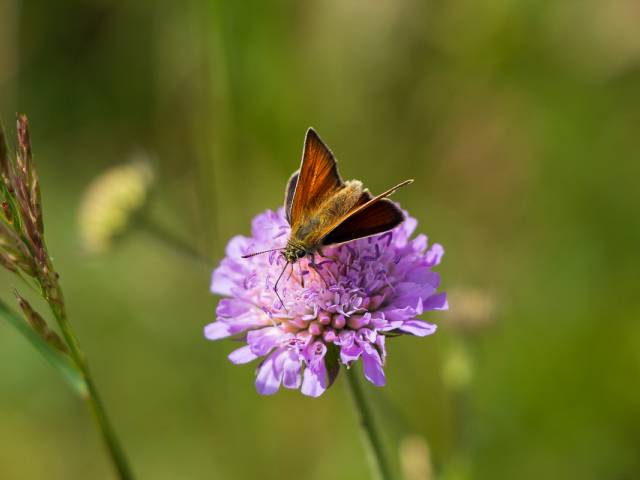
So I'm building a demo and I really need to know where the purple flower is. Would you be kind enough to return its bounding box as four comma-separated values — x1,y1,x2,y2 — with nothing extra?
205,207,447,397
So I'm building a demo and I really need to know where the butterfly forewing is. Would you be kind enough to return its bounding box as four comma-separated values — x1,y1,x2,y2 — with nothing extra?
321,198,404,245
288,129,343,227
317,178,412,244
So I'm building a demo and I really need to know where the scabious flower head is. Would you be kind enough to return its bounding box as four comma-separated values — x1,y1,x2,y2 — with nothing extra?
205,207,447,397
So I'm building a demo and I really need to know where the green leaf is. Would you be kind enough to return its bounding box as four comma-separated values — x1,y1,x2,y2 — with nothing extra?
0,298,87,396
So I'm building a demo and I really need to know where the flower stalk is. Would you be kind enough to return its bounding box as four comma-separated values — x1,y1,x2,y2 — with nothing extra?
345,366,393,480
0,116,133,479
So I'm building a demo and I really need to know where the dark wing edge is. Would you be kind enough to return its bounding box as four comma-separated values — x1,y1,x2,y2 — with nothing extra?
289,128,344,224
284,170,299,224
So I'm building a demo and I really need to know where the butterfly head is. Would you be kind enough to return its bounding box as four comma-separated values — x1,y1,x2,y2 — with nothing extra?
283,240,308,263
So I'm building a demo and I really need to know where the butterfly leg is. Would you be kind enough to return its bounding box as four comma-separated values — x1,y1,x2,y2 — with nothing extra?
308,253,328,287
287,262,294,282
296,261,305,288
287,262,306,290
273,262,290,312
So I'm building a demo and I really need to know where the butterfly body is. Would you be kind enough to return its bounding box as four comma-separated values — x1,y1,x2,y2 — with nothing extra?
284,179,365,262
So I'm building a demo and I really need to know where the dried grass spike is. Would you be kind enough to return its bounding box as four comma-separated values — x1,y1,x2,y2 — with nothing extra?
14,290,68,353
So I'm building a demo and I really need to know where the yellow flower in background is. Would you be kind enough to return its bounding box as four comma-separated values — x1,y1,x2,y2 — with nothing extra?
399,435,433,480
442,339,473,392
78,157,153,254
445,287,496,333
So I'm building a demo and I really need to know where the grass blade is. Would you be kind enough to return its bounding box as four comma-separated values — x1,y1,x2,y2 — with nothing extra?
0,298,87,396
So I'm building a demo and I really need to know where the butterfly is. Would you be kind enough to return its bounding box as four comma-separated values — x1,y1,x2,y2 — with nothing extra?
243,128,412,307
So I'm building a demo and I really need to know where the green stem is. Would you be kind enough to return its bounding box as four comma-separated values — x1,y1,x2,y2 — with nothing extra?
52,303,134,480
345,367,393,480
138,217,212,268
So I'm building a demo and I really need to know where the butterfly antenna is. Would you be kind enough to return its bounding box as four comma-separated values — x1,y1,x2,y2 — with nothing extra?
241,247,285,259
273,261,290,312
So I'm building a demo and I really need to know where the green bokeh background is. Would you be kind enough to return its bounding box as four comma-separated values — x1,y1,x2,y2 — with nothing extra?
1,1,639,479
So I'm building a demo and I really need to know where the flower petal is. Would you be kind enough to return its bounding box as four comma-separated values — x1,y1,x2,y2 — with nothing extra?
362,347,386,387
282,350,302,389
210,266,236,296
247,327,286,356
228,345,259,364
400,216,418,240
398,320,437,337
204,321,233,340
410,234,427,252
423,292,448,311
403,266,432,284
383,305,419,322
226,235,251,259
339,343,362,364
255,349,286,395
301,341,328,397
217,299,252,318
211,258,248,296
301,360,328,397
426,243,444,266
251,210,285,242
205,309,268,341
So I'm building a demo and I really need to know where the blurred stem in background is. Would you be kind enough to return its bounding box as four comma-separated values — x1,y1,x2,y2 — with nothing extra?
0,0,17,113
138,216,212,269
438,287,497,479
346,367,393,480
0,117,134,479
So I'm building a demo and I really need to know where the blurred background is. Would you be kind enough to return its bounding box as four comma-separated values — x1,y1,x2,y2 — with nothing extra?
1,0,639,479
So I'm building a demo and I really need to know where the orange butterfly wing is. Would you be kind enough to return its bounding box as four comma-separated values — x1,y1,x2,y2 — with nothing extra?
287,128,343,226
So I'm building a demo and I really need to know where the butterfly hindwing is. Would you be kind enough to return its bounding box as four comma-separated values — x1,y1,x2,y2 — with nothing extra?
288,128,344,226
284,170,299,224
